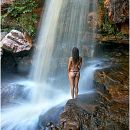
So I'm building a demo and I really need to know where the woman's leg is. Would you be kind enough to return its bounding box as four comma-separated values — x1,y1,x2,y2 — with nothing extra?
69,72,75,99
75,73,80,98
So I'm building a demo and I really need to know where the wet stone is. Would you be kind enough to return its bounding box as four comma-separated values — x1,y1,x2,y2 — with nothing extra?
58,90,129,129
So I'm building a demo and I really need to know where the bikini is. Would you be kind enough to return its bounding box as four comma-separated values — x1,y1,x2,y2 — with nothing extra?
70,70,79,76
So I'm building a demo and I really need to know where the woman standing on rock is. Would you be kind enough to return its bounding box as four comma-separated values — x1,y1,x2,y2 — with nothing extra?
68,47,82,99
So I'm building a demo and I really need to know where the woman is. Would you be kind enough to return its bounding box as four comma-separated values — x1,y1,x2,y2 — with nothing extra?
68,47,82,99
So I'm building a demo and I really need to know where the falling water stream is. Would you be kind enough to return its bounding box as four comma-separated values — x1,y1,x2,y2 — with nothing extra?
1,0,109,130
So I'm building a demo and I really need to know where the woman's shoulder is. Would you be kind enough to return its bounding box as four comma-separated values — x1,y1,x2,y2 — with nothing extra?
69,57,73,61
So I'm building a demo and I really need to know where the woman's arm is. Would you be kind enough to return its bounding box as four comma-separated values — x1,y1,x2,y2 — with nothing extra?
68,58,72,74
78,57,82,70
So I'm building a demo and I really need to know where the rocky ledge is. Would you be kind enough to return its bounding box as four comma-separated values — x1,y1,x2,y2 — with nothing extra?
95,34,129,44
44,90,128,130
94,56,129,102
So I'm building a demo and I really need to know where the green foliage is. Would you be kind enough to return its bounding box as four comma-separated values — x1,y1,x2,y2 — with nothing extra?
98,0,122,36
1,0,43,37
98,0,104,6
116,32,126,36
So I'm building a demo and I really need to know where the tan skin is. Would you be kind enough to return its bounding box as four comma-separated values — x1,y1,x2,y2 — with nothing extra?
68,56,82,99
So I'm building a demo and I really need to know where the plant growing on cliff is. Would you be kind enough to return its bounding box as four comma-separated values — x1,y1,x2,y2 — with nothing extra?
98,0,119,35
1,0,44,37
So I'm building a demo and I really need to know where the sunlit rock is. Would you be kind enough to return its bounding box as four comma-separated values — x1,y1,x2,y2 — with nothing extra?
1,30,32,55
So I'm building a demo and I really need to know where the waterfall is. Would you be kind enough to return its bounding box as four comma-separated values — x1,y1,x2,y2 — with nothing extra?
29,0,97,103
30,0,63,83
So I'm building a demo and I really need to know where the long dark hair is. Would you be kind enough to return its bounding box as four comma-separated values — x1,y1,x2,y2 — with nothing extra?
72,47,79,64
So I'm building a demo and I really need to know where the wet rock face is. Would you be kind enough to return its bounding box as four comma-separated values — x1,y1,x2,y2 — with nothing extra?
92,98,129,129
1,30,32,55
94,60,129,101
59,91,129,129
104,0,129,24
93,51,129,129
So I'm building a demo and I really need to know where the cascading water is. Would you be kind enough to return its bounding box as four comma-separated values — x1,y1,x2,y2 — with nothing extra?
1,0,107,130
30,0,97,103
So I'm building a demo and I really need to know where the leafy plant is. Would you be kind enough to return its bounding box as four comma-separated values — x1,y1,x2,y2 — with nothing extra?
98,0,125,36
1,0,44,37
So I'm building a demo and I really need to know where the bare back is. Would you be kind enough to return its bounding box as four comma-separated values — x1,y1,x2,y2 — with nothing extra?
69,56,82,71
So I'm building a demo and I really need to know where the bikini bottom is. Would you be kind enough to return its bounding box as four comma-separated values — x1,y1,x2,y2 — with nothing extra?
70,70,79,76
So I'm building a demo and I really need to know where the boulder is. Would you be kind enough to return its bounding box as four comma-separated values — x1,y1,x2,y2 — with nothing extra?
1,30,32,55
